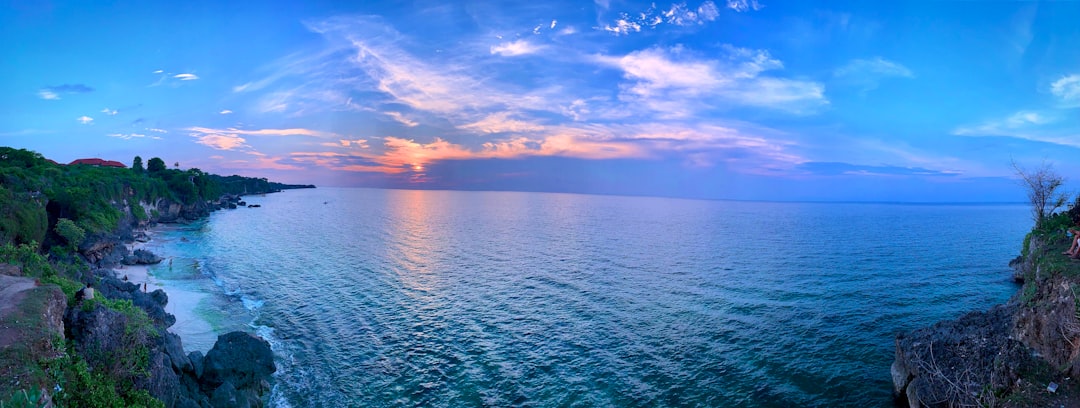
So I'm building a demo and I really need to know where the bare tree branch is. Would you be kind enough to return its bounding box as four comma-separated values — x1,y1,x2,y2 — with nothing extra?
1012,160,1068,229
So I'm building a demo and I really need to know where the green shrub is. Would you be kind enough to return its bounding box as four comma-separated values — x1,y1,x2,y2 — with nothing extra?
0,242,55,279
54,218,85,250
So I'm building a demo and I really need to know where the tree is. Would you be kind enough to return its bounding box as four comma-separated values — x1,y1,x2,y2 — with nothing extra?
132,156,144,174
147,157,166,174
1013,160,1068,229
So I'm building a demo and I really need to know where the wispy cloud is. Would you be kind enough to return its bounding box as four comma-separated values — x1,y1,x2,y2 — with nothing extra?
38,83,94,100
490,39,543,56
601,1,721,35
220,109,233,115
192,133,249,151
596,45,826,115
460,112,546,134
951,110,1080,148
953,110,1054,137
384,111,418,127
77,116,94,125
726,0,763,12
174,73,199,81
1051,74,1080,107
187,126,336,138
833,57,913,92
796,162,958,177
146,128,168,134
107,133,161,140
101,108,119,115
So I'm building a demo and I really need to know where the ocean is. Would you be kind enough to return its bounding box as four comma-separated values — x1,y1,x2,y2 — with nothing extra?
139,188,1030,407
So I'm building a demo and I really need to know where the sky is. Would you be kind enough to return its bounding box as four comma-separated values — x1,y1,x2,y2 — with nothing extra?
2,0,1079,202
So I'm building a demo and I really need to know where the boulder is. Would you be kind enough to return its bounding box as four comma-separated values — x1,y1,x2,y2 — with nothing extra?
123,249,164,265
201,332,276,390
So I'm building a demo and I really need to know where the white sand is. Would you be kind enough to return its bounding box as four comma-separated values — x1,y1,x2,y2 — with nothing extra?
110,232,219,353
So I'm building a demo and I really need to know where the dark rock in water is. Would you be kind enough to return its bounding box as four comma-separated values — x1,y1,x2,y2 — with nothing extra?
201,332,276,389
238,201,247,206
247,204,260,208
123,248,164,265
228,203,237,209
200,331,275,408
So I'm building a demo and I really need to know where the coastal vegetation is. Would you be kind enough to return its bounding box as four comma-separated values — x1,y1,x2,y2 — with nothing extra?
0,146,304,407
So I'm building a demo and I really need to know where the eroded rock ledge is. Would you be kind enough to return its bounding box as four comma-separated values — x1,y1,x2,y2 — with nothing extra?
893,234,1080,407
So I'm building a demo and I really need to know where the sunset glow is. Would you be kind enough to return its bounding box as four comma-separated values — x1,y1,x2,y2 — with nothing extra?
3,1,1079,201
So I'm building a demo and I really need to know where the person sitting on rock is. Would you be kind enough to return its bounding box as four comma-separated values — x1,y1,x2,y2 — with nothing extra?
1065,228,1080,258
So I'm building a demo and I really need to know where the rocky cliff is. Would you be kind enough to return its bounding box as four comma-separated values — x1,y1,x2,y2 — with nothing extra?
64,272,275,408
893,233,1080,407
1,192,279,407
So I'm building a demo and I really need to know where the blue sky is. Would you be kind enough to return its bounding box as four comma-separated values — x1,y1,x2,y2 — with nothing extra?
2,0,1079,202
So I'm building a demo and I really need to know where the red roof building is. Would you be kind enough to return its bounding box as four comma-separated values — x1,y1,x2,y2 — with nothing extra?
68,158,126,168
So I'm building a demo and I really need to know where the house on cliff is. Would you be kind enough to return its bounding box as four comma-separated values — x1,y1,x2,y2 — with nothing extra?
68,158,126,168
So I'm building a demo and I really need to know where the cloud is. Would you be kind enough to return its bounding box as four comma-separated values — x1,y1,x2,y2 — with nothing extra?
460,112,546,134
602,16,643,35
107,133,160,140
1051,74,1080,106
77,116,94,125
101,108,118,115
550,19,557,29
796,162,958,177
192,133,249,151
953,110,1054,137
601,1,720,35
38,83,94,100
951,110,1080,148
321,139,371,149
834,57,913,78
384,111,418,127
596,45,826,115
146,128,168,133
726,0,763,12
293,120,802,177
174,73,199,81
187,126,336,138
153,70,164,74
220,109,233,115
833,57,913,92
46,84,94,93
490,39,543,56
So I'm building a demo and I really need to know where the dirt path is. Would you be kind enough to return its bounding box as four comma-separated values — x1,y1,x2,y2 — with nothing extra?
0,275,38,348
0,275,36,317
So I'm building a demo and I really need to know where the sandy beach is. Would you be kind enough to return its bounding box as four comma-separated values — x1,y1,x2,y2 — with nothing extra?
112,230,219,353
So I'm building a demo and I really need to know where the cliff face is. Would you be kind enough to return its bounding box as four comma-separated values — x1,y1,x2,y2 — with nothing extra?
65,273,276,408
893,234,1080,407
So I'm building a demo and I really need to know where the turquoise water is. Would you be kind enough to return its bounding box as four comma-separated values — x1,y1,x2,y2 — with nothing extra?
144,188,1029,407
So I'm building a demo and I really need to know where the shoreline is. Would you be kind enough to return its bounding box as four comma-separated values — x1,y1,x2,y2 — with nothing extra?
116,227,222,353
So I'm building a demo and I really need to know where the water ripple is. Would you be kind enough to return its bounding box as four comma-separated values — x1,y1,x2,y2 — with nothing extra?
154,189,1028,407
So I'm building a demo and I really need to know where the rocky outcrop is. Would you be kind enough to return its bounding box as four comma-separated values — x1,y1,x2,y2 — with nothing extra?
202,332,276,408
892,305,1031,407
893,234,1080,406
123,248,164,265
67,273,276,407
